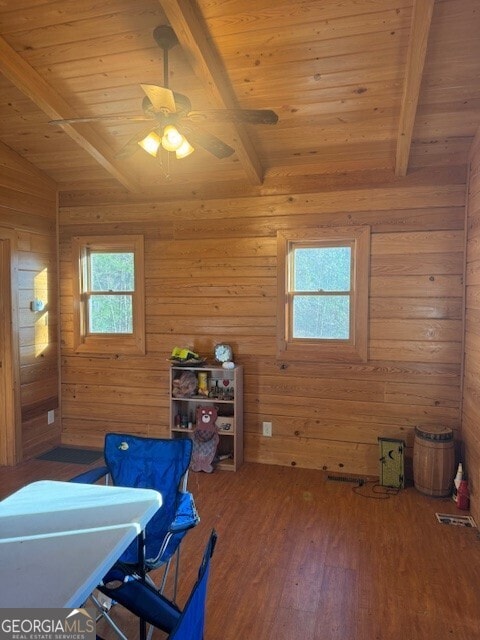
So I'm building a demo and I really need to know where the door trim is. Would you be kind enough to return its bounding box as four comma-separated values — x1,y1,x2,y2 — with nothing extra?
0,231,21,465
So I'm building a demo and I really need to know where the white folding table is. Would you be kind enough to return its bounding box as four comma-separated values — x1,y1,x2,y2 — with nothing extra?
0,480,162,608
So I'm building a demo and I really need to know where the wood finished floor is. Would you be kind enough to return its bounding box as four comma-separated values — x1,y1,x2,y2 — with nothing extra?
1,459,479,639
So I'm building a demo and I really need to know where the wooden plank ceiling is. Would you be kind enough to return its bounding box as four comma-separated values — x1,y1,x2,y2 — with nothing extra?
0,0,478,202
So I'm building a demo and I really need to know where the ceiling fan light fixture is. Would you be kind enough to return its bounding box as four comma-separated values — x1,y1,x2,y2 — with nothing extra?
175,138,194,159
138,131,161,157
161,125,184,152
50,25,279,164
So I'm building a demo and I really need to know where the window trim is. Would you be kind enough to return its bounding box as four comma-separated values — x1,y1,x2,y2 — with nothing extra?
277,226,370,363
72,235,145,355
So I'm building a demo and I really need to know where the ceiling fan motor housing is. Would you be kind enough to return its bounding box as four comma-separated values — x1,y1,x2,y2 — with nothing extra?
153,25,179,51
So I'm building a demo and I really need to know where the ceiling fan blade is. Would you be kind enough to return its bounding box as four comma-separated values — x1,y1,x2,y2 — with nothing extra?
140,84,176,114
187,109,278,125
49,115,154,125
116,125,162,159
172,92,192,117
178,123,235,159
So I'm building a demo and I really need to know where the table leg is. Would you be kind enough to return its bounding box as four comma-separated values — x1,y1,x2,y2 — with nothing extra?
138,531,146,640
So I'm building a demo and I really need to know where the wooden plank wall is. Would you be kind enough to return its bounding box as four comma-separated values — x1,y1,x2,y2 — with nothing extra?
59,170,466,478
463,130,480,521
0,141,60,460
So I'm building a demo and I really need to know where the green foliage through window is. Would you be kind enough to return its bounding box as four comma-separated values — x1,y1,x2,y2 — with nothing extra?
293,295,350,339
86,251,134,334
290,245,352,340
294,247,351,291
88,295,133,333
90,252,134,291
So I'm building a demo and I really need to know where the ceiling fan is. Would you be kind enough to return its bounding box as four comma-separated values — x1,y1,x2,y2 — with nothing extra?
50,25,279,161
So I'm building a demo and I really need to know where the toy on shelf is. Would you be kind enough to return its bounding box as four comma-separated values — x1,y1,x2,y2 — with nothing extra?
190,405,219,473
172,370,197,398
168,346,206,366
197,372,209,396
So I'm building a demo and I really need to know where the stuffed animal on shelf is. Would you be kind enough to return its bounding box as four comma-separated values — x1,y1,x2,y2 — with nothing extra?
172,370,197,398
190,405,219,473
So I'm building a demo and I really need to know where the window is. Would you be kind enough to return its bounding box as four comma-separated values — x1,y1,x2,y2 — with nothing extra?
277,226,370,362
72,235,145,354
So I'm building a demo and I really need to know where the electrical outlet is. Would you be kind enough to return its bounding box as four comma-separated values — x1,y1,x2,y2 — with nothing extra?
47,410,55,425
262,421,272,437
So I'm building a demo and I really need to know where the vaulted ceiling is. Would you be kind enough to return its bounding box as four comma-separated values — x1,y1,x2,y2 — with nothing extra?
0,0,479,203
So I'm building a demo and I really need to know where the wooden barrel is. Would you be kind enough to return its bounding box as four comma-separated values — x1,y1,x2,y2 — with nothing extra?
413,425,455,497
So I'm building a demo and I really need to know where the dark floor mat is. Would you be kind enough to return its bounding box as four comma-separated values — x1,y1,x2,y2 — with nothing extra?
36,447,103,465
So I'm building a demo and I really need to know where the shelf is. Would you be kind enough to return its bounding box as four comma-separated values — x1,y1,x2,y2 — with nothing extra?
171,396,234,403
170,364,243,471
170,364,240,371
171,427,234,436
216,457,235,471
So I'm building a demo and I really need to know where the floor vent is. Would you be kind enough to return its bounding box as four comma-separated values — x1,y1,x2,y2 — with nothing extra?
436,513,477,528
327,475,364,485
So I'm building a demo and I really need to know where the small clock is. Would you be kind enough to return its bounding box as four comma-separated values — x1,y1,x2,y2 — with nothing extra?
214,343,233,363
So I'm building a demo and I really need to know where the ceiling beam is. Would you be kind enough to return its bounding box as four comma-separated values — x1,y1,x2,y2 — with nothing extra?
0,36,138,192
395,0,435,177
159,0,264,185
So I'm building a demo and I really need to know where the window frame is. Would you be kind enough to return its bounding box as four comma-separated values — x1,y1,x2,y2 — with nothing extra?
277,226,370,363
72,235,145,355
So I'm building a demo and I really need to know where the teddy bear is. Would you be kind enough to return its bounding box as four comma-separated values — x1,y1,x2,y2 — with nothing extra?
190,405,219,473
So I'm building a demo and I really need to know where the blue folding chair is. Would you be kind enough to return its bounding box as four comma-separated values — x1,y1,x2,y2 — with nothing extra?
98,530,217,640
70,434,199,600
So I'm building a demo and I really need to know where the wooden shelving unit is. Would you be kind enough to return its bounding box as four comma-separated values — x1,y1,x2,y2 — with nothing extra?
169,364,243,471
